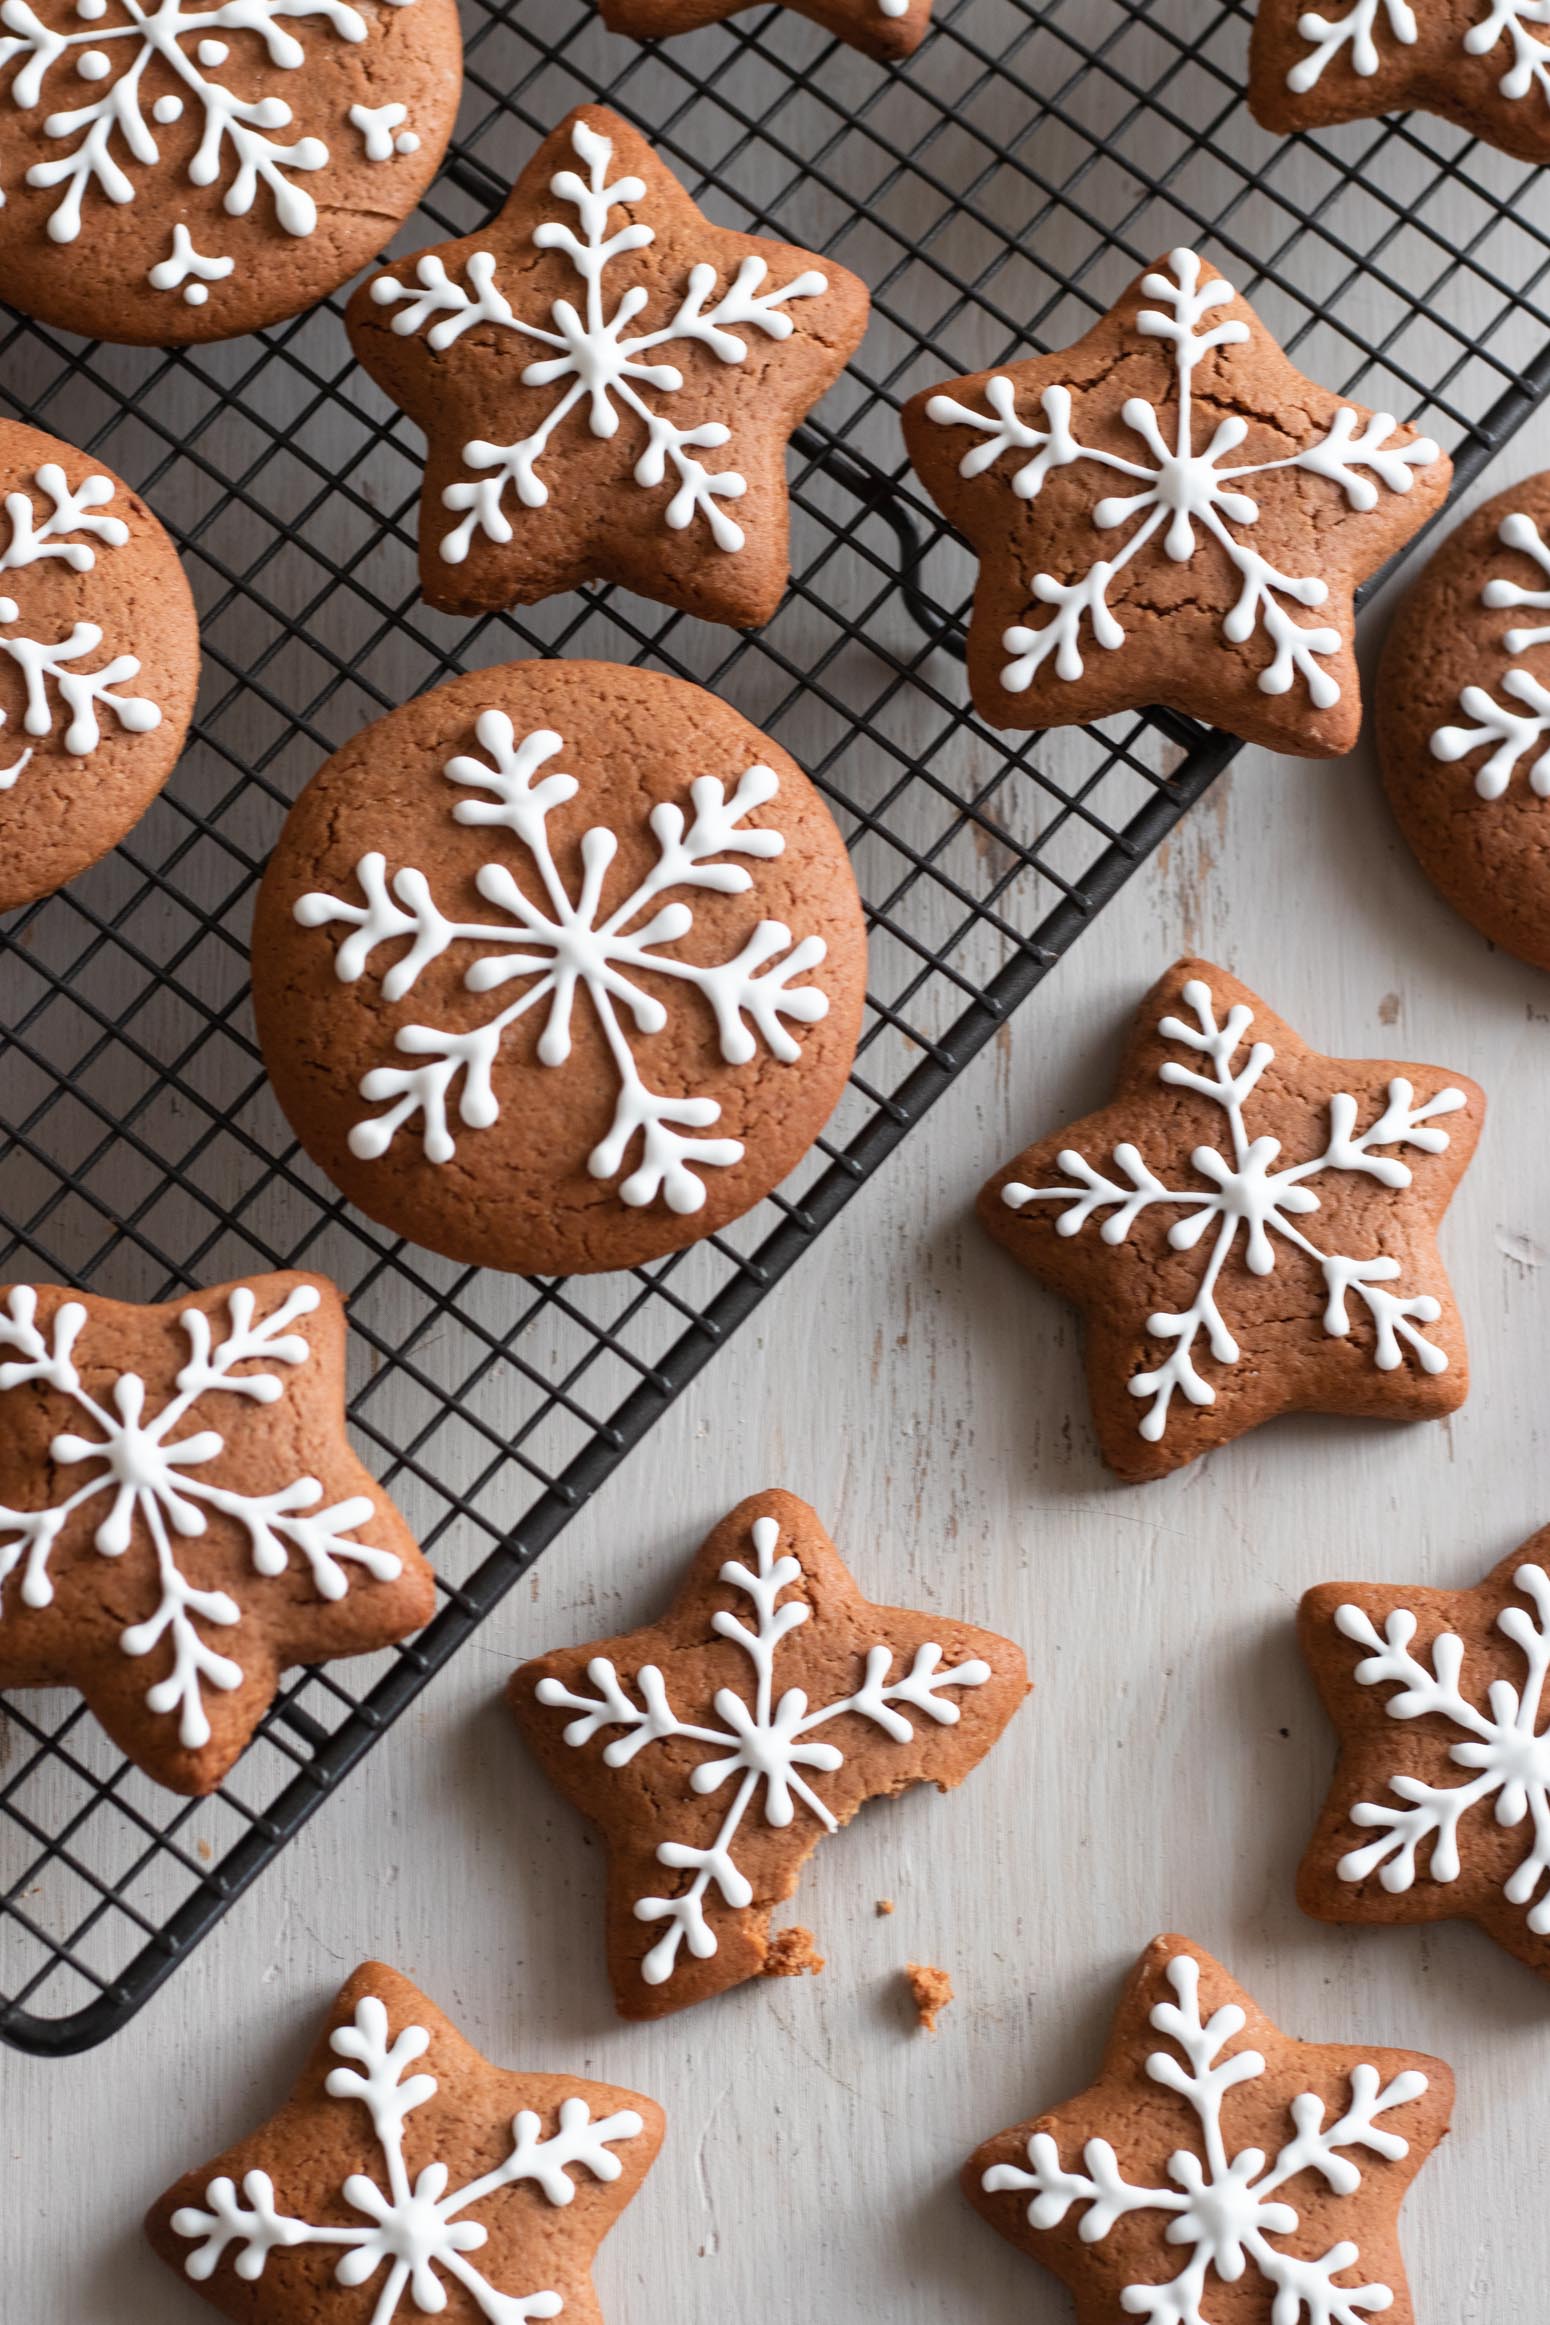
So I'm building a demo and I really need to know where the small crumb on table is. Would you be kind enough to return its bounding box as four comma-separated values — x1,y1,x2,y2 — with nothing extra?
904,1961,953,2033
876,1897,895,1916
763,1925,825,1979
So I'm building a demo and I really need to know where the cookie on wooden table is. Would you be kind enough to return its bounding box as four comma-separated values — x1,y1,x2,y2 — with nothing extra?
966,1932,1453,2325
598,0,933,61
0,1271,433,1794
1249,0,1550,164
346,106,869,626
0,418,199,913
1377,470,1550,972
147,1959,664,2323
901,246,1449,749
979,957,1483,1482
0,0,461,345
253,660,867,1277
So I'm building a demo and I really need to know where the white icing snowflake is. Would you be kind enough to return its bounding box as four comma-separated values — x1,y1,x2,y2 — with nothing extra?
1286,0,1550,105
1002,975,1466,1445
0,0,413,259
1333,1562,1550,1933
294,713,832,1217
0,1281,402,1748
1430,508,1550,798
985,1951,1429,2325
925,248,1438,705
369,115,829,565
0,459,160,790
535,1511,991,1986
172,1990,644,2320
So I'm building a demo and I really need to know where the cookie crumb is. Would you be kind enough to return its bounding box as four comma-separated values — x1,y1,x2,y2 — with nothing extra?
764,1926,825,1980
904,1961,953,2033
876,1897,895,1916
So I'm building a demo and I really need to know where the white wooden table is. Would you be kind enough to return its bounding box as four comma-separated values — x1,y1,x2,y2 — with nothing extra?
10,431,1550,2320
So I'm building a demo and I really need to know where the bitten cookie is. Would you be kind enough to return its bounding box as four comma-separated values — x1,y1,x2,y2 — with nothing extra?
508,1487,1029,2017
346,106,869,625
901,246,1448,751
598,0,932,61
0,1272,433,1793
1299,1530,1550,1984
253,660,867,1277
0,0,461,345
1377,471,1550,972
0,419,199,913
1249,0,1550,163
979,957,1482,1483
147,1959,664,2323
966,1933,1452,2325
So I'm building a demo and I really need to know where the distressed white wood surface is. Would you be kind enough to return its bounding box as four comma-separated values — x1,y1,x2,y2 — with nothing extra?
10,423,1550,2325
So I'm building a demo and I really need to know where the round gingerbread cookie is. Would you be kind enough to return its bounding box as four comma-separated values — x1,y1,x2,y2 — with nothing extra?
0,0,462,346
253,661,868,1275
0,417,199,913
1377,471,1550,974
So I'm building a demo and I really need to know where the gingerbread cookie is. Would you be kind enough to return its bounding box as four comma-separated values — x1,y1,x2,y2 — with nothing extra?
148,1959,664,2323
0,419,199,913
1250,0,1550,163
967,1933,1452,2325
901,247,1448,751
253,660,867,1277
1377,470,1550,972
979,958,1482,1483
508,1488,1028,2017
0,0,461,346
0,1272,433,1793
1299,1530,1550,1984
598,0,932,61
346,107,869,626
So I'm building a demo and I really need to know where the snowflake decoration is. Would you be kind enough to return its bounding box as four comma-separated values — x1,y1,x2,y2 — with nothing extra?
0,0,413,261
1286,0,1550,106
171,1990,645,2320
924,248,1439,705
0,1280,402,1748
1430,507,1550,798
534,1510,991,1987
294,712,832,1217
0,458,160,791
368,114,829,566
1333,1561,1550,1934
984,1950,1431,2325
1002,974,1466,1446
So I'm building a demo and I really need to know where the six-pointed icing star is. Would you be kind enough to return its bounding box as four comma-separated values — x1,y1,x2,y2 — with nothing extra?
1250,0,1550,164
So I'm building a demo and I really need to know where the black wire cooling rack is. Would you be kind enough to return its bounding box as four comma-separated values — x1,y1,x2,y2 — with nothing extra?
3,0,1550,2056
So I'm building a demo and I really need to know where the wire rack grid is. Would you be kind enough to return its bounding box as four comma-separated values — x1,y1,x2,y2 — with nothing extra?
2,0,1548,2055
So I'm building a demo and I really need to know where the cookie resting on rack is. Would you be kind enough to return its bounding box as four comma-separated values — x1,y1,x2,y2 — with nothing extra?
147,1959,664,2325
1250,0,1550,165
1299,1525,1550,1984
901,247,1448,750
1377,468,1550,972
597,0,932,63
978,957,1482,1482
508,1487,1029,2017
0,1272,432,1794
967,1933,1452,2325
345,106,869,626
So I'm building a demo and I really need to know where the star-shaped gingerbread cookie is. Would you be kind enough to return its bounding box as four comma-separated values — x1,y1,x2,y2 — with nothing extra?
1249,0,1550,165
507,1487,1029,2017
346,106,869,628
147,1959,665,2323
901,246,1448,750
0,1271,433,1794
1299,1528,1550,1984
967,1933,1452,2325
979,958,1483,1483
597,0,932,62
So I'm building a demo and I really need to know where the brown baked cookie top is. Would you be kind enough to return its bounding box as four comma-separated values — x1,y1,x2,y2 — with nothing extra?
598,0,932,62
979,957,1483,1484
0,0,462,346
0,1271,433,1794
1377,469,1550,973
0,416,199,913
1249,0,1550,163
901,246,1449,752
1299,1530,1550,1985
345,105,869,625
508,1487,1029,2019
252,660,867,1278
966,1933,1453,2325
146,1958,665,2323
